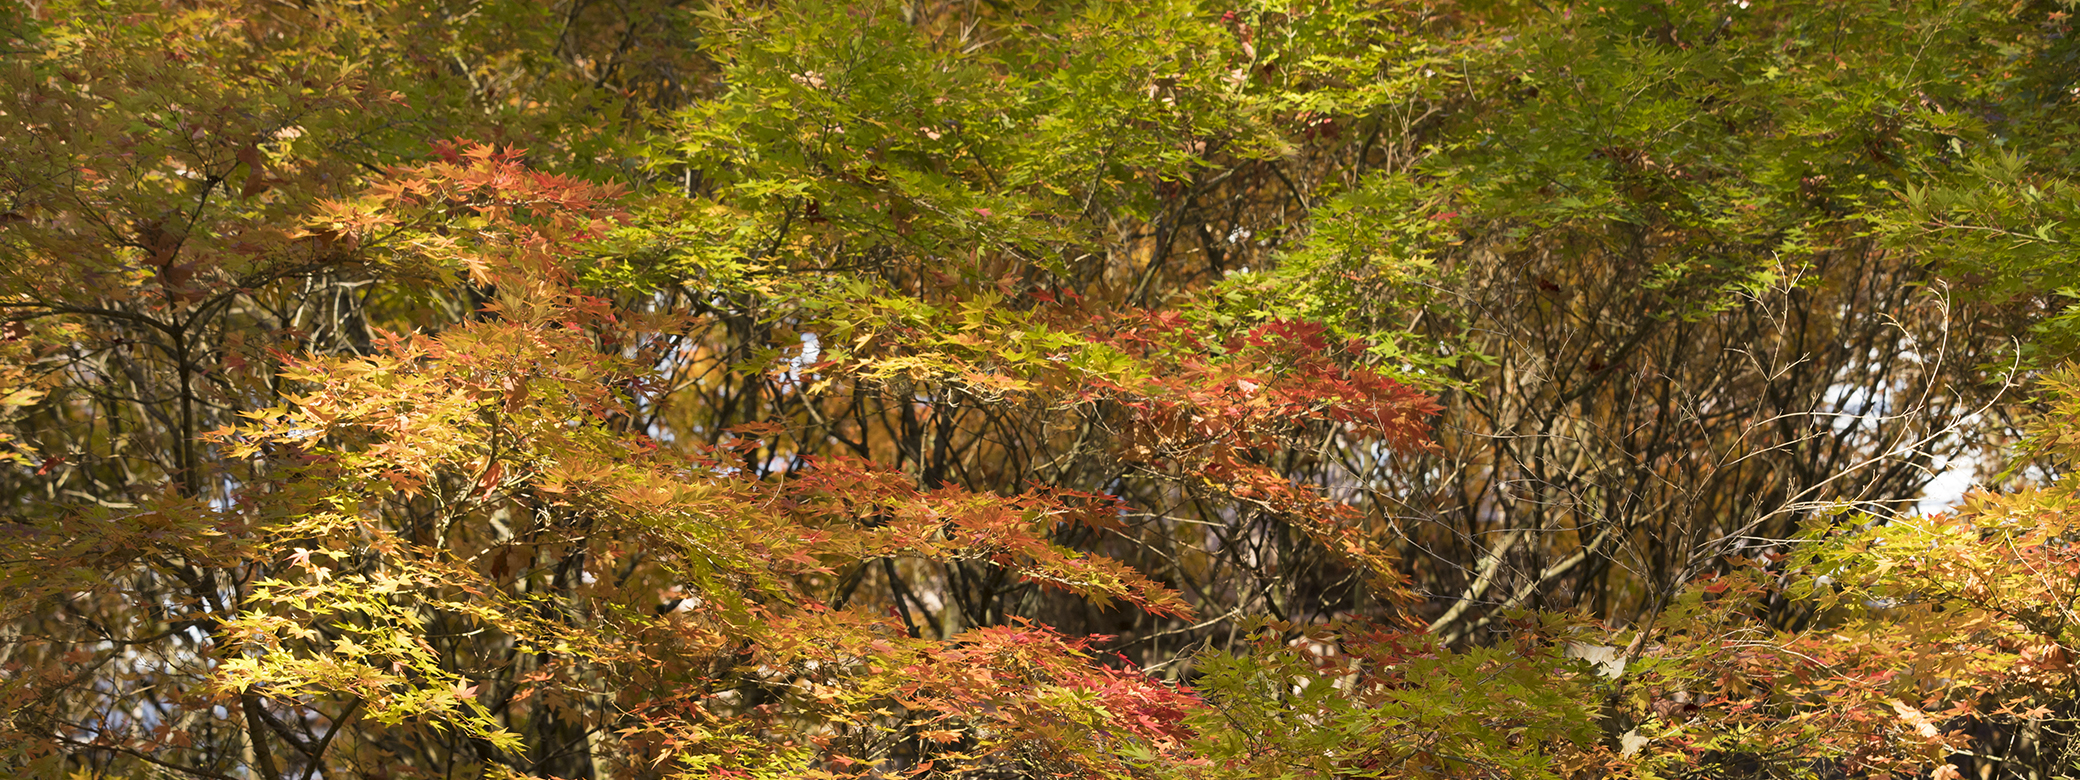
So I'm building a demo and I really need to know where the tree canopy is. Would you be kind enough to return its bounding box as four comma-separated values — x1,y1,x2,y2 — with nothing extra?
5,0,2080,778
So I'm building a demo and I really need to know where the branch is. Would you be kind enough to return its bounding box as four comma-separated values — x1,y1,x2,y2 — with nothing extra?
56,737,240,780
299,699,363,780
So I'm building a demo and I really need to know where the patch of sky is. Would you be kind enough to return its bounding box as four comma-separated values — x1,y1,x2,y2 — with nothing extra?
787,332,821,381
1916,453,1977,514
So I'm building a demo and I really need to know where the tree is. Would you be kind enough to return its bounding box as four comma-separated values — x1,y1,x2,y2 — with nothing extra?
8,0,2080,778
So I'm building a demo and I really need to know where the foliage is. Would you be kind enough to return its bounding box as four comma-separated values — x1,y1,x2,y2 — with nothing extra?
9,0,2080,779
